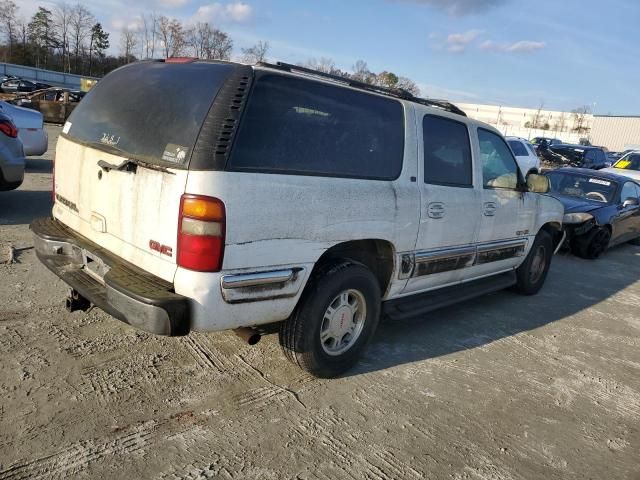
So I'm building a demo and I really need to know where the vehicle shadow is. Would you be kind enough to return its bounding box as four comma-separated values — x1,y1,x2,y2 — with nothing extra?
347,247,640,377
0,189,51,226
25,158,53,173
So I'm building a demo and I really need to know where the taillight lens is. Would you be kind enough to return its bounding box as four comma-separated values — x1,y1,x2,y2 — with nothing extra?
0,119,18,138
177,194,226,272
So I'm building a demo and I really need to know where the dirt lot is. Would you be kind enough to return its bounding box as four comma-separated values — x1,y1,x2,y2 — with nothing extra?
0,124,639,479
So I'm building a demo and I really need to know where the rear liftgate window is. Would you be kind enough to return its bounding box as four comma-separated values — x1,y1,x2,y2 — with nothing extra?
64,62,234,167
228,74,404,180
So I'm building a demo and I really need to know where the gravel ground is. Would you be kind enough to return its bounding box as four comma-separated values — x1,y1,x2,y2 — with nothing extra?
1,124,639,479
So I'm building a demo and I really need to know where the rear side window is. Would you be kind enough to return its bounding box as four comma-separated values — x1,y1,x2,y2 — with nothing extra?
228,74,404,180
423,115,472,186
65,62,234,167
507,140,529,157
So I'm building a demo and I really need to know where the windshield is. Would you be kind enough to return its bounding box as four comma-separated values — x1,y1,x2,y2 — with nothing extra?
547,171,617,203
612,153,640,171
64,61,234,167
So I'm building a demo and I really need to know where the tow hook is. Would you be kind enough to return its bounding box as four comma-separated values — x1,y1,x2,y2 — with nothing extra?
233,327,262,345
66,289,91,313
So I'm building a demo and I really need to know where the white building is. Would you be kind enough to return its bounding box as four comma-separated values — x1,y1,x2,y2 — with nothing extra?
455,102,593,144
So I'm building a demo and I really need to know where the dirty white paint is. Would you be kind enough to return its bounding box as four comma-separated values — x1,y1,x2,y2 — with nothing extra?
52,102,563,333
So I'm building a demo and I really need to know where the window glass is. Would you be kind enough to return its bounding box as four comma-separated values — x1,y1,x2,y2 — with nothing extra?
478,129,519,189
507,140,529,157
620,182,640,202
423,115,472,186
66,61,234,167
525,142,537,156
547,171,617,203
229,74,404,180
613,153,640,171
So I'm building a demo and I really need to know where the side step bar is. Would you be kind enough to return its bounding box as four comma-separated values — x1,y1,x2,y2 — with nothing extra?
383,271,516,321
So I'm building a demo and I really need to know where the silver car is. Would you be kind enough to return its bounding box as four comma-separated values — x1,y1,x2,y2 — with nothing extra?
0,101,48,156
0,112,25,191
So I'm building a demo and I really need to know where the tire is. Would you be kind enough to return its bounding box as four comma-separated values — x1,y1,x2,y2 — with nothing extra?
572,226,611,259
279,261,381,378
514,230,553,296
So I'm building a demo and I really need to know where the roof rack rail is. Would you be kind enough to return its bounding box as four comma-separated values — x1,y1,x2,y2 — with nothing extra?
256,61,466,117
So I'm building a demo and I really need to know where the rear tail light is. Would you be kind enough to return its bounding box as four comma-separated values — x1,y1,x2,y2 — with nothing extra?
0,119,18,138
177,194,226,272
166,57,197,64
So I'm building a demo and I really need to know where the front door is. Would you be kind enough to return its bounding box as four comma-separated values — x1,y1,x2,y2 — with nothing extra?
612,181,640,244
466,128,536,280
404,113,481,293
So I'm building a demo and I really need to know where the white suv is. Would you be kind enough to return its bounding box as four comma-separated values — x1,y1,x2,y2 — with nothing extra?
506,136,541,176
32,59,564,377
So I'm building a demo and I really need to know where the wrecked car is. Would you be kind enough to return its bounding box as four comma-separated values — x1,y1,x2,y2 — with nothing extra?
10,88,83,124
546,167,640,259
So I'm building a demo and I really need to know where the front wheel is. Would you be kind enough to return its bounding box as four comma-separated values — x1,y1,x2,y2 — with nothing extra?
572,226,611,259
514,230,553,295
279,261,381,378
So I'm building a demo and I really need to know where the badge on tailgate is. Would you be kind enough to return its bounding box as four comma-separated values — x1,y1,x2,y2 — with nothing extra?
149,240,173,257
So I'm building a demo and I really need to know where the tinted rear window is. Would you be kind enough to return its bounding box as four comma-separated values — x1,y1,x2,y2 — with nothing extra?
65,61,234,167
228,74,404,180
423,115,472,186
508,140,529,157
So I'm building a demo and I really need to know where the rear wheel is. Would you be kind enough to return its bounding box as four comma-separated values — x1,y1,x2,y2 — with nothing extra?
514,230,553,295
279,261,381,378
573,227,611,259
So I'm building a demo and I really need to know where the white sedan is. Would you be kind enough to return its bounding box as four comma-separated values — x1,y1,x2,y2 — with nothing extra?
506,136,541,176
0,101,48,156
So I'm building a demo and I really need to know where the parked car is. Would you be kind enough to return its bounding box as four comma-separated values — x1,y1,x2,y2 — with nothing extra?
540,144,608,170
546,168,640,259
0,78,38,94
0,112,25,191
11,88,82,124
601,151,640,181
0,101,48,156
31,59,564,377
506,136,541,175
531,137,562,154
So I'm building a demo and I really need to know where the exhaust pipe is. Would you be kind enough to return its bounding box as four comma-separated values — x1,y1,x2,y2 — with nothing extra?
66,289,91,313
233,327,261,345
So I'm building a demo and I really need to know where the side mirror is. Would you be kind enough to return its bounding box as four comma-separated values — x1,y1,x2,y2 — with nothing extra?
526,173,550,193
623,197,639,208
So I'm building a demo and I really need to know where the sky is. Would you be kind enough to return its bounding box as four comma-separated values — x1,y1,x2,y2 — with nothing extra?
16,0,640,114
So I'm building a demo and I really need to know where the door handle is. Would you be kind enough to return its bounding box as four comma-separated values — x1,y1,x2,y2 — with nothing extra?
483,202,497,216
427,202,445,219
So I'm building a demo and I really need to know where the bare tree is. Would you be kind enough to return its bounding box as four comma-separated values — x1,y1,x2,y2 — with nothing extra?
53,3,72,72
241,40,268,64
351,60,373,83
208,28,232,60
69,3,94,73
120,27,137,63
0,0,19,61
141,12,157,59
397,76,420,96
189,22,233,60
571,106,591,133
304,57,336,74
158,16,187,58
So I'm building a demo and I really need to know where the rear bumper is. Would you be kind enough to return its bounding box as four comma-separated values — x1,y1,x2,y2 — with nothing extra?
31,217,190,336
0,155,25,190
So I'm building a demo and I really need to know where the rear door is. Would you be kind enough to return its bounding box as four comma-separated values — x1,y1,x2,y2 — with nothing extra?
403,113,481,293
52,61,237,282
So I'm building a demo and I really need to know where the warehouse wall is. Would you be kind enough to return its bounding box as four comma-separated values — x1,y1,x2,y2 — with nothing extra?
591,116,640,151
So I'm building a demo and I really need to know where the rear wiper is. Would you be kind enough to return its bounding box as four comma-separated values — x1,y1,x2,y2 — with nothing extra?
97,158,174,174
83,140,175,175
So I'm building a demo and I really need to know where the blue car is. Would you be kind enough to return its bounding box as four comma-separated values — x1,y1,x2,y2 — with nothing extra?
546,168,640,259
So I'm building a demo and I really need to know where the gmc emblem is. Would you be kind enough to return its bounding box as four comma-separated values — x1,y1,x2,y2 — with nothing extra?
149,240,173,257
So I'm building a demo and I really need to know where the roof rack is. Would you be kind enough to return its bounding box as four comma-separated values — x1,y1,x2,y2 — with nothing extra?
257,61,466,117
